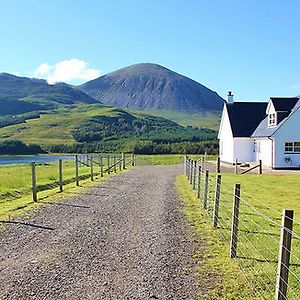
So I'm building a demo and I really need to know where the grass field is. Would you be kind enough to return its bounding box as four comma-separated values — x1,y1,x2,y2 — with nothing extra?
0,156,126,221
180,164,300,299
138,154,217,165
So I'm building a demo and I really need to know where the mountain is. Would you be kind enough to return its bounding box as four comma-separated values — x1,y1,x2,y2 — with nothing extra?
0,73,97,115
78,63,224,112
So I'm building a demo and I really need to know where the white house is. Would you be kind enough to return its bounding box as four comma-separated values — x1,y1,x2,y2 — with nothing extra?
218,92,300,169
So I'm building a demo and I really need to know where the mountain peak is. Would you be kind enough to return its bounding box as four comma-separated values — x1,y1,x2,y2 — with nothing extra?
78,63,224,112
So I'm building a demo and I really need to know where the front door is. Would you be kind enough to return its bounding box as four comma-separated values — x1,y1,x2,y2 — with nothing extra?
253,140,260,162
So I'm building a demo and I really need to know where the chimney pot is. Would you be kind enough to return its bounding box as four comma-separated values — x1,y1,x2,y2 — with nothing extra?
228,91,234,104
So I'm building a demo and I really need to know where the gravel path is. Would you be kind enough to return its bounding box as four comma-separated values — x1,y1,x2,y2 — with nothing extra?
0,165,204,300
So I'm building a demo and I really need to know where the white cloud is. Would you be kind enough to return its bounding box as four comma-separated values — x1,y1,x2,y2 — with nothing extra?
34,59,100,84
34,63,52,76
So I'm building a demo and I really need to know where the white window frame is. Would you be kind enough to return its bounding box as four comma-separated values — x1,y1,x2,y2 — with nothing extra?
268,113,276,127
284,142,300,153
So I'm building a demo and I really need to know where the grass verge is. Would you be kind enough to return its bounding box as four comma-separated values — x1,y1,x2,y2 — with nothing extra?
176,174,259,300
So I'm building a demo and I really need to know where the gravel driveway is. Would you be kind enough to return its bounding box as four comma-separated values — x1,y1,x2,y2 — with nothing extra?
0,165,203,300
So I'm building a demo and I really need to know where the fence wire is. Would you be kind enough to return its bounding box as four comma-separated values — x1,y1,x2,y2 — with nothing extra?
184,157,300,300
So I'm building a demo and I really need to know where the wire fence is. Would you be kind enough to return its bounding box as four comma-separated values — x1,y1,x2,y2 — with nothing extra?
0,153,135,219
184,156,300,300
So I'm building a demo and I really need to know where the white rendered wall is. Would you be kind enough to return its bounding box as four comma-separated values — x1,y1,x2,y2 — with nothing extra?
218,105,234,163
233,138,254,163
253,138,273,168
272,108,300,168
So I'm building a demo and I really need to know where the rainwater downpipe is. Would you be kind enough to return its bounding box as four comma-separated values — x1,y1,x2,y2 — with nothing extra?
268,136,274,169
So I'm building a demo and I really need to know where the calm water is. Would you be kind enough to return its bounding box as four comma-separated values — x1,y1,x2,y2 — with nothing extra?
0,155,75,165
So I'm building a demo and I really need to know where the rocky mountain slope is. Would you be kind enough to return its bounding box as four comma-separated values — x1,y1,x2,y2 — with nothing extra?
78,63,224,112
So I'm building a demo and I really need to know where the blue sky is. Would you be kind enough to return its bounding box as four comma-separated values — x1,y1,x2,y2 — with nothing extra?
1,0,300,101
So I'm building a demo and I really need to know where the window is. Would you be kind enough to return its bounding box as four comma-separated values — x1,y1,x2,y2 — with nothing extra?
285,142,300,153
268,113,276,126
294,142,300,153
285,142,293,152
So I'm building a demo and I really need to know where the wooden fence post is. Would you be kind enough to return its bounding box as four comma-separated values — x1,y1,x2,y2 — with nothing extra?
203,170,209,209
235,158,238,175
189,160,193,185
197,165,201,198
213,175,222,228
216,157,221,173
132,153,135,166
119,156,122,170
107,155,110,175
275,209,294,300
114,156,117,173
259,159,262,174
192,160,197,190
230,183,241,258
122,152,126,169
201,156,205,171
31,162,37,202
187,158,190,180
75,155,79,186
100,157,104,177
90,157,94,181
59,159,63,192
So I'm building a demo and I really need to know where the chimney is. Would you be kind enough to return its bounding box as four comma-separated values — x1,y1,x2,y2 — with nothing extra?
228,91,234,104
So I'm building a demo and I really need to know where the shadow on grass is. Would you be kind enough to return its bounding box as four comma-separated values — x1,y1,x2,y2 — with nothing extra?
217,226,279,237
237,256,300,267
0,220,55,231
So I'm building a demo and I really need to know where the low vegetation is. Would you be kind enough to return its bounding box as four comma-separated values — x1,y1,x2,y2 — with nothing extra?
0,140,44,155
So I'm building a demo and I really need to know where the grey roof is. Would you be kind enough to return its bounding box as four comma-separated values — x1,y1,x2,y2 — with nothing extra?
226,102,268,137
252,99,300,137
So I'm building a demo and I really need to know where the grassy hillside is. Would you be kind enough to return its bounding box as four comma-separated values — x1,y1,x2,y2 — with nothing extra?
0,73,97,116
128,108,222,130
0,104,127,146
0,104,218,153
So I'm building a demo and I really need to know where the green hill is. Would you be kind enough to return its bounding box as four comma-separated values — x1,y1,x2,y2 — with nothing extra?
127,109,222,130
0,104,218,154
0,73,97,116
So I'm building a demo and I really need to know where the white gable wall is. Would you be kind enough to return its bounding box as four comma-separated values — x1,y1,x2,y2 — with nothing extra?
233,138,254,163
218,105,234,163
272,107,300,168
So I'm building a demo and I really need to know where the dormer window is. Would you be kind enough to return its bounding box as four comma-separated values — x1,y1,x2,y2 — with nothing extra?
268,113,276,127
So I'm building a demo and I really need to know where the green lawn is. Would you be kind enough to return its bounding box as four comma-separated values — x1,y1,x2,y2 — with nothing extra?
179,168,300,299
